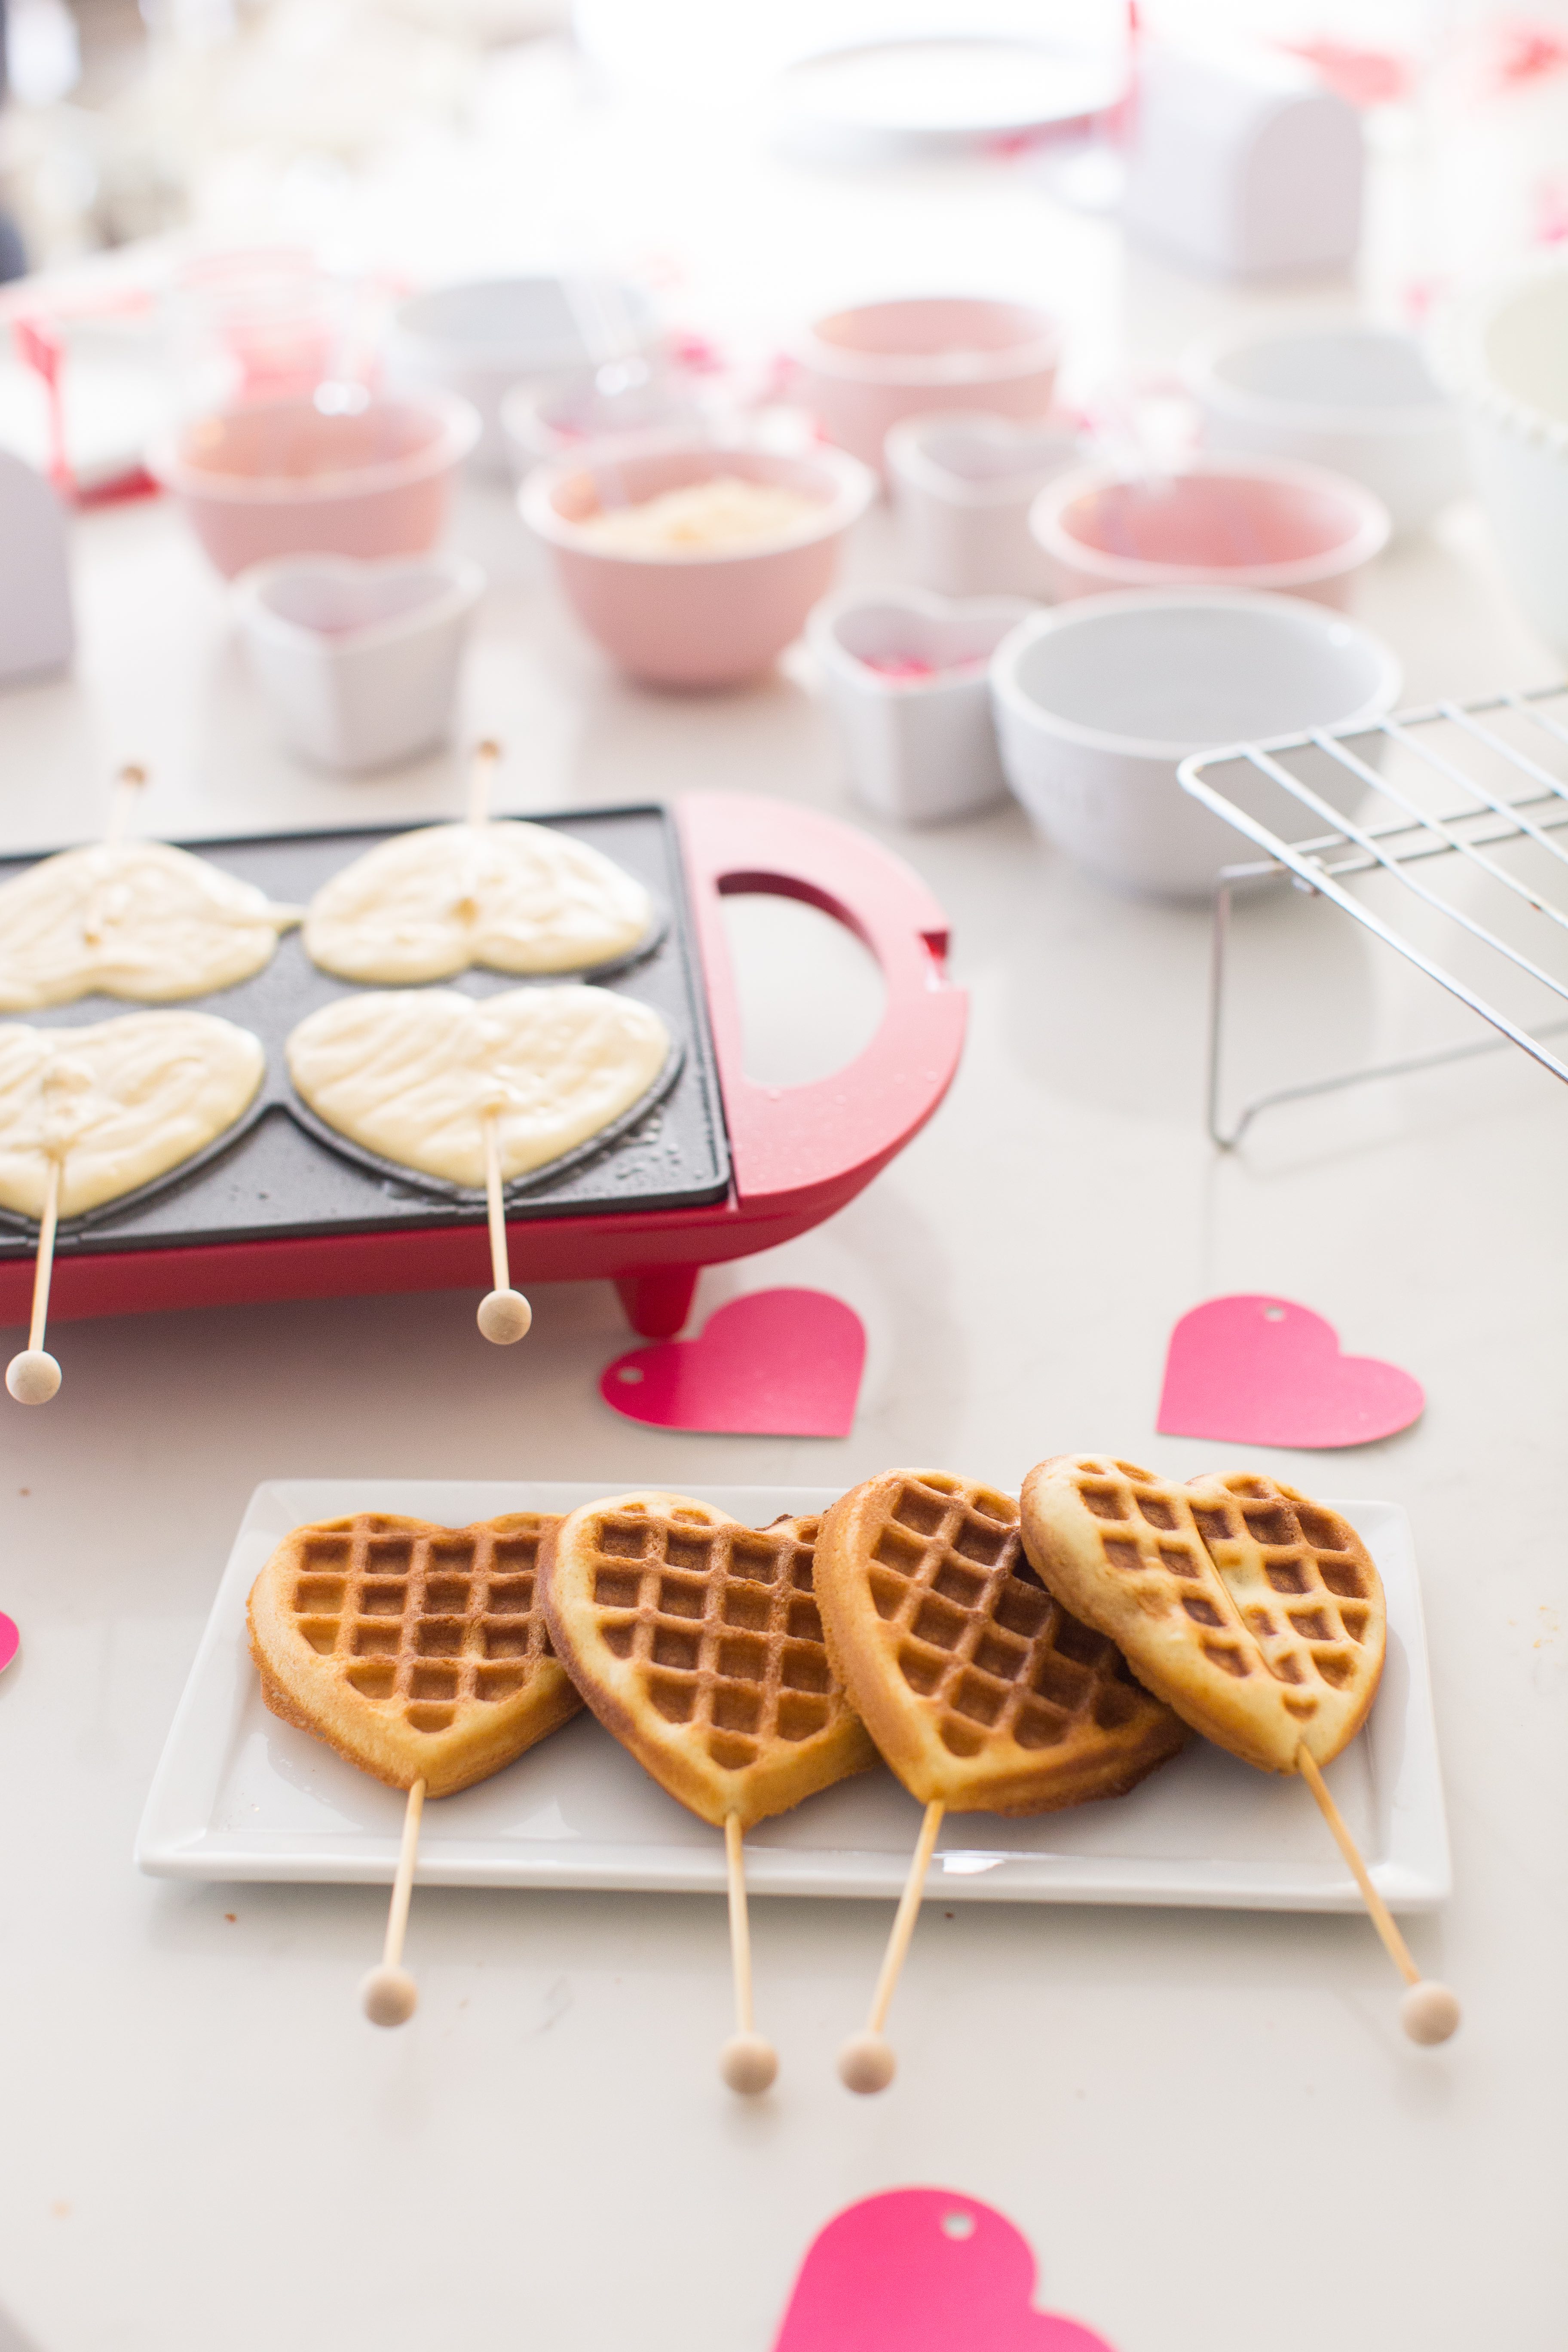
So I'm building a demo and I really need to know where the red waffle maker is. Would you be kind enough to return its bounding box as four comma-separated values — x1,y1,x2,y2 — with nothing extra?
0,795,965,1338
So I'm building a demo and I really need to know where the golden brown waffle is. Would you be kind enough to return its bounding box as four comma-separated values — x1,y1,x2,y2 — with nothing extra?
248,1512,582,1798
537,1492,879,1830
1019,1458,1386,1773
814,1470,1188,1813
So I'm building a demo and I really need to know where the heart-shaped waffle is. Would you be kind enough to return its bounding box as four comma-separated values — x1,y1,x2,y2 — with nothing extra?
286,984,671,1188
0,1010,265,1218
1019,1458,1386,1772
0,840,297,1011
814,1470,1187,1813
248,1512,582,1798
303,821,653,984
537,1492,878,1829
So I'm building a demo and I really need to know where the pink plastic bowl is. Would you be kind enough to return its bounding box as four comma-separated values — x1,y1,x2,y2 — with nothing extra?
793,297,1063,474
520,437,876,688
1030,455,1390,609
147,390,480,578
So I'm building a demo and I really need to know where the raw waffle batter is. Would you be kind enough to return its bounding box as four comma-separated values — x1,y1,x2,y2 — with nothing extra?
0,840,300,1011
0,1010,266,1218
303,821,654,986
285,984,671,1187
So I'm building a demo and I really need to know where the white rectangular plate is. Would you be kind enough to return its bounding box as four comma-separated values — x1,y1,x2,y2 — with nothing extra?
135,1480,1451,1911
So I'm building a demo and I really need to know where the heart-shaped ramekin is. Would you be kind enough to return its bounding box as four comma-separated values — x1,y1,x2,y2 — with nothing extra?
232,552,484,775
807,587,1035,826
886,409,1083,598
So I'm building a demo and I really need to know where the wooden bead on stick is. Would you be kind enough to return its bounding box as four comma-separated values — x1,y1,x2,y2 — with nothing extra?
720,2033,778,2096
1296,1747,1461,2046
478,1288,532,1344
359,1964,418,2028
478,1112,532,1348
721,1812,777,2095
6,1348,60,1405
1400,1980,1461,2046
837,2030,896,2096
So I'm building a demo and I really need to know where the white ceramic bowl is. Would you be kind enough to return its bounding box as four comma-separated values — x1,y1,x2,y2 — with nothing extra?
1440,260,1568,654
499,365,701,477
885,409,1083,597
233,552,483,772
990,588,1402,898
808,586,1035,824
1031,454,1390,610
387,276,663,474
1182,319,1468,536
792,296,1063,475
520,433,876,688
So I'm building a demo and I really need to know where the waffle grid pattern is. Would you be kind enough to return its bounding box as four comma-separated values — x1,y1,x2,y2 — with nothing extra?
861,1474,1149,1761
1064,1460,1374,1721
582,1505,847,1772
283,1513,556,1739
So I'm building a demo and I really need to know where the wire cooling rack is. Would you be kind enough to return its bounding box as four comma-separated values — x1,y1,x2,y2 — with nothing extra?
1178,683,1568,1145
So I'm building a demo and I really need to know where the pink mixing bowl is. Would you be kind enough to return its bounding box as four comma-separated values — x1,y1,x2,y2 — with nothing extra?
147,390,479,578
520,437,876,688
792,296,1063,474
1030,454,1390,609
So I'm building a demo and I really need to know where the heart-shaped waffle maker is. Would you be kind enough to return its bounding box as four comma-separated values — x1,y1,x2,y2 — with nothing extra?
814,1470,1187,1813
248,1513,582,1798
0,1010,265,1219
537,1491,878,1829
1019,1458,1386,1772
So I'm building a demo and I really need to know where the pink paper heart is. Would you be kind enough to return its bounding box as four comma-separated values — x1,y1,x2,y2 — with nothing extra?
1158,1294,1424,1449
772,2188,1116,2351
0,1614,18,1675
600,1288,865,1438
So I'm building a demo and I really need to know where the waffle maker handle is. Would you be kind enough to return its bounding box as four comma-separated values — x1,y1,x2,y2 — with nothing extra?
676,795,967,1223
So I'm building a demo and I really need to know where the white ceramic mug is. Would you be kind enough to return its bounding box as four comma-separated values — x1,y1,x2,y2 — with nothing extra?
808,587,1036,824
885,410,1082,597
233,553,484,773
1182,319,1468,536
989,588,1402,898
1439,260,1568,655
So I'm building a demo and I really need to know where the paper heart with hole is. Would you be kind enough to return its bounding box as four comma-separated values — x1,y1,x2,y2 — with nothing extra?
600,1289,865,1437
1157,1294,1424,1449
772,2188,1116,2351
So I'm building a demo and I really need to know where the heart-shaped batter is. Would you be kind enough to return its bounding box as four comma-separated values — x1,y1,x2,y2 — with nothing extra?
1019,1457,1386,1772
0,841,300,1011
285,983,671,1188
0,1010,266,1218
303,821,653,984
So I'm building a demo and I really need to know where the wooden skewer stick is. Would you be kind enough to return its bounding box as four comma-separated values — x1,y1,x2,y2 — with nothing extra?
359,1776,427,2027
475,1110,532,1345
1297,1747,1460,2045
104,761,147,845
466,738,501,832
838,1797,946,2093
6,1155,63,1404
718,1812,778,2095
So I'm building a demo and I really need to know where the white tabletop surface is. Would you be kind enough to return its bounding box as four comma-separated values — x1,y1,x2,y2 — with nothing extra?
1,70,1567,2352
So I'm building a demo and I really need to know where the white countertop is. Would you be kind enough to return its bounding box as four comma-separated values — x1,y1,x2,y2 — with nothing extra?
1,95,1567,2352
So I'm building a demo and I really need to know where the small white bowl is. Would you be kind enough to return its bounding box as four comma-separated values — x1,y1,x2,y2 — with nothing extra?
1439,259,1568,654
1182,319,1468,537
387,276,664,474
808,587,1035,824
499,365,703,478
990,588,1402,898
885,409,1083,597
233,552,484,772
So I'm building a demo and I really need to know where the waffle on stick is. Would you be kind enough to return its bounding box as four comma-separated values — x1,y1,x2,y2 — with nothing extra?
1017,1459,1385,1772
539,1491,879,2092
813,1470,1187,2092
1020,1457,1458,2045
248,1511,581,2029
